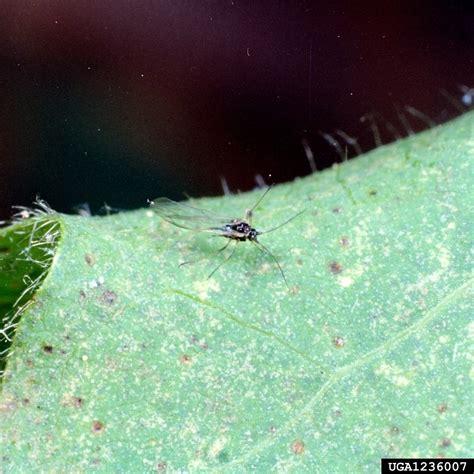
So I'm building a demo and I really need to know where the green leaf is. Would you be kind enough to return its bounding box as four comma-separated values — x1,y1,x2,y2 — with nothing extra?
1,112,473,472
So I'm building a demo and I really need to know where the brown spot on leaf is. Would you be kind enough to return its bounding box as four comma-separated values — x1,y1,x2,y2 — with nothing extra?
22,398,30,405
369,190,377,196
333,336,345,348
332,207,341,213
339,237,349,247
437,403,448,413
101,290,117,305
291,439,305,455
156,462,167,471
63,395,84,408
329,262,342,274
439,438,451,448
84,253,96,266
179,355,192,365
73,397,84,408
42,345,53,354
91,420,105,434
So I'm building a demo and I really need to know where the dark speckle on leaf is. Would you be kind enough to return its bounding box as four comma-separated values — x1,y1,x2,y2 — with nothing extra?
63,395,84,408
437,403,448,413
91,420,105,434
179,354,192,365
84,253,96,266
42,345,53,354
291,439,305,455
439,438,451,448
101,290,117,305
73,396,84,408
333,336,345,348
329,261,343,274
156,461,167,471
340,237,349,247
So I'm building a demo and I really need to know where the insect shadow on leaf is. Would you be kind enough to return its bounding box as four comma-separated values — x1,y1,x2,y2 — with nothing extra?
149,186,305,288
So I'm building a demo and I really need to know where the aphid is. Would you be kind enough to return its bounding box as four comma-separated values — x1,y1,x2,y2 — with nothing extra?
149,186,304,287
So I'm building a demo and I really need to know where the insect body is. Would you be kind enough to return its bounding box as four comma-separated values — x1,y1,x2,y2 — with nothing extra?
218,220,257,241
149,186,304,287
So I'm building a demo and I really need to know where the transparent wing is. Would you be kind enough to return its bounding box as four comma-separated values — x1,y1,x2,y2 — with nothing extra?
149,197,233,232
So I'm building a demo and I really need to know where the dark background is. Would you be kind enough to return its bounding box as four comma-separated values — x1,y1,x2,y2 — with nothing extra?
0,1,472,219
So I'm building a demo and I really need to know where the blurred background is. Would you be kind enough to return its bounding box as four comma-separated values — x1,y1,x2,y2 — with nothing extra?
0,0,472,219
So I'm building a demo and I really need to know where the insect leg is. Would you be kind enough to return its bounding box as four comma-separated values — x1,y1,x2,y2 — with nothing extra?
179,240,231,267
207,240,238,279
252,241,289,289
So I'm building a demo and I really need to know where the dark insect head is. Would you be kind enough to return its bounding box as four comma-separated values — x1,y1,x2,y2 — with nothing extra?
249,229,259,241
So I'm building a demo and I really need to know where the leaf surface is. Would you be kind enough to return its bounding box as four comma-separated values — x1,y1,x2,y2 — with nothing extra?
1,112,473,472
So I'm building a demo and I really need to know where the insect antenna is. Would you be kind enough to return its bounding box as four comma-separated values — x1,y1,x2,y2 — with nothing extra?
259,209,305,235
208,241,238,279
253,184,274,207
245,184,273,223
252,241,289,289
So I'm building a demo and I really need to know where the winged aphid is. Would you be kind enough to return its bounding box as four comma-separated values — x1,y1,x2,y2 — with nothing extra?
149,186,304,287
